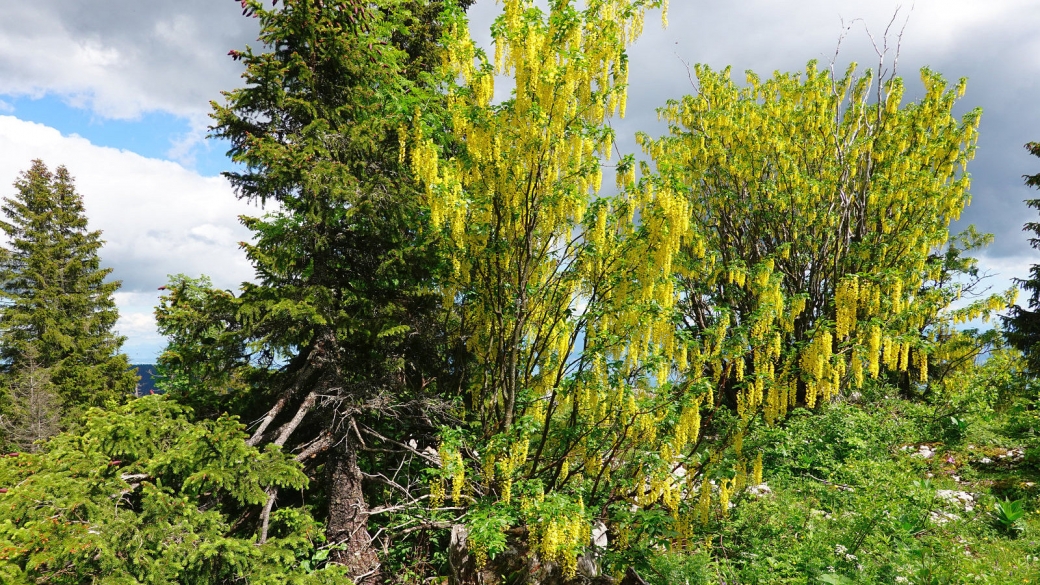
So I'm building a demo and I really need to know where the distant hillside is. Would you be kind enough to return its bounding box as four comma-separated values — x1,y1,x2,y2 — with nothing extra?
132,364,159,396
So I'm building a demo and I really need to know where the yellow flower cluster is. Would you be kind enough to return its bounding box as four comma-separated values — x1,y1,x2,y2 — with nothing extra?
915,348,928,382
752,452,764,486
718,478,732,519
762,375,790,426
799,330,836,408
497,440,530,504
482,451,496,486
733,460,747,493
672,398,702,453
835,276,858,340
697,479,712,525
526,500,591,577
635,465,681,511
948,286,1019,325
868,325,882,379
429,477,446,508
437,445,465,503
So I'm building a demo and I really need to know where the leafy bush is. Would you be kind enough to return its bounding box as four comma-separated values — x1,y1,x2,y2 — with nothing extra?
0,396,351,584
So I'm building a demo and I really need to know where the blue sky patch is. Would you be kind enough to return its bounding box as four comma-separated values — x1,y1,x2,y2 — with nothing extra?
3,94,234,177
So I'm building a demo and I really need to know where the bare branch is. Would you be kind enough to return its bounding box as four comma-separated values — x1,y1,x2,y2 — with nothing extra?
361,470,415,500
274,391,318,447
397,520,454,536
890,3,914,83
295,431,333,462
120,473,149,483
676,54,698,93
259,487,277,544
247,394,288,447
357,424,441,467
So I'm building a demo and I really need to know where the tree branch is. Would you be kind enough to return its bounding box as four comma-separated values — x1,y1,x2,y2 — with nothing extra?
274,390,318,447
259,487,278,544
295,431,333,462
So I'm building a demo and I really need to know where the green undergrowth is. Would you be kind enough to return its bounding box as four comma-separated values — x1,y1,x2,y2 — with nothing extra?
645,380,1040,584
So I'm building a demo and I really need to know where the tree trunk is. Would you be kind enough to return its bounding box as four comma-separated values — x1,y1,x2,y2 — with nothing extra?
327,432,380,582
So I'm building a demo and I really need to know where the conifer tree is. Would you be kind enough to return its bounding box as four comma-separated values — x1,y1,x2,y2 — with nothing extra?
1004,142,1040,371
157,0,471,578
0,347,59,452
0,160,136,420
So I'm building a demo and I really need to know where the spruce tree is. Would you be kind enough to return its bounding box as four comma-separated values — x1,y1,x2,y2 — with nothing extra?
1004,142,1040,371
156,1,470,577
0,160,135,419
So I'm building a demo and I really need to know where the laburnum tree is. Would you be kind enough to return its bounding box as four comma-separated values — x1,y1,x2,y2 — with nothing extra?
915,226,1012,389
1004,142,1040,371
408,13,1005,579
0,161,136,431
408,0,689,575
640,62,1011,419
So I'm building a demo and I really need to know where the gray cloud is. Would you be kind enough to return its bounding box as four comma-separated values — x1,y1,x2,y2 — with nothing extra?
466,0,1040,281
7,0,1038,259
0,0,258,120
616,0,1040,265
0,118,257,290
466,0,1040,256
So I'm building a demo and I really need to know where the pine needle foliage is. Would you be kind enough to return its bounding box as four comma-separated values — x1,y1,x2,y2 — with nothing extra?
154,275,255,420
1003,142,1040,371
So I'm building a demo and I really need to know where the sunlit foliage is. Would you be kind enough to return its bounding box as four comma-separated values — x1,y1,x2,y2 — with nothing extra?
0,397,345,584
641,62,997,417
408,0,698,572
406,5,1009,571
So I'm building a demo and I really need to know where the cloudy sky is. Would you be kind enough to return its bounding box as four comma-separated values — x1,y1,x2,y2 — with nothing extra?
0,0,1037,362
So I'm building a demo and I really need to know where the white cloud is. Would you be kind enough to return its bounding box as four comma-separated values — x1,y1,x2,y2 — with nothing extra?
112,291,166,363
0,1,257,166
0,1,256,120
975,252,1040,295
164,115,211,168
0,116,261,360
116,310,159,338
610,0,1040,258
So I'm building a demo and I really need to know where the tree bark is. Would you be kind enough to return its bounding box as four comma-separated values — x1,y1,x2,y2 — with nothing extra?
327,431,380,582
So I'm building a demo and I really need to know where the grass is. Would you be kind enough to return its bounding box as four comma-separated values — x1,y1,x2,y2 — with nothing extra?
644,381,1040,584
